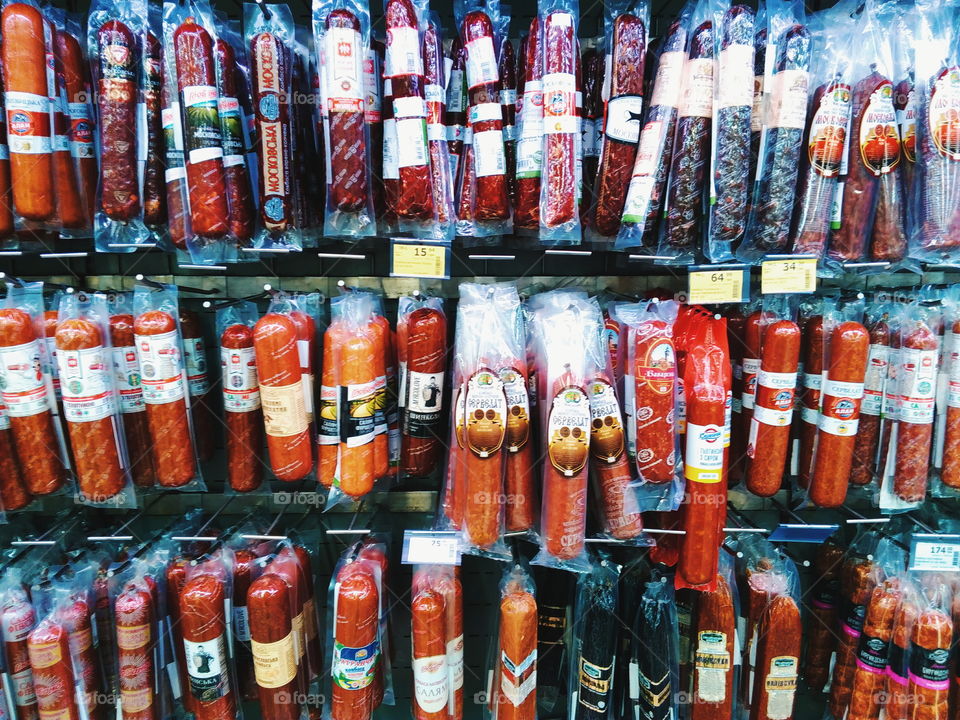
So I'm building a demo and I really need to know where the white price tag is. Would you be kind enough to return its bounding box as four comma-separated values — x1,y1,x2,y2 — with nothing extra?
909,534,960,572
402,531,461,565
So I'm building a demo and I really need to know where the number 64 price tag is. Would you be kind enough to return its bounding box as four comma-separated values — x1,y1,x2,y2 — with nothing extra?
686,265,749,305
909,533,960,572
402,530,461,566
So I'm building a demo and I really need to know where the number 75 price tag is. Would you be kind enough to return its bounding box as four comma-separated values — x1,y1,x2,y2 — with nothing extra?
402,530,461,566
909,533,960,572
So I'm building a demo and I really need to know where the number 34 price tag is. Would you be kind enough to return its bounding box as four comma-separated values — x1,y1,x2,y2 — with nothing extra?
402,530,461,566
909,534,960,572
761,256,818,294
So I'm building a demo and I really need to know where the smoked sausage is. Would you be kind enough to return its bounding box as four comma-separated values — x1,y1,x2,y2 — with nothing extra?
401,307,446,478
496,589,537,720
179,309,215,463
47,17,83,230
827,556,875,720
907,602,952,720
330,561,379,720
173,18,229,238
0,403,31,510
885,586,917,720
60,594,101,720
423,17,454,225
513,17,542,231
214,38,254,243
632,318,677,483
691,574,735,720
850,319,890,485
540,11,578,230
2,589,38,720
435,571,463,720
941,317,960,488
319,324,338,487
502,362,535,532
463,366,507,549
893,318,938,502
166,558,192,709
221,323,263,492
0,308,65,495
133,310,197,487
292,545,321,681
748,594,801,720
55,317,126,502
252,313,312,482
411,589,448,720
142,32,165,228
179,573,235,720
2,3,54,221
801,541,843,692
847,579,901,720
809,321,869,507
114,583,155,720
95,20,140,222
739,311,764,468
338,327,379,497
797,316,824,488
27,618,79,720
247,573,298,720
109,314,156,488
56,27,96,223
231,549,259,701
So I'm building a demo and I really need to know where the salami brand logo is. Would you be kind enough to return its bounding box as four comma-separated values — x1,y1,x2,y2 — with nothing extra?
774,390,793,410
831,398,856,419
698,426,722,443
107,43,129,67
259,94,279,122
859,82,900,176
930,68,960,159
808,82,850,176
72,119,92,143
9,112,31,136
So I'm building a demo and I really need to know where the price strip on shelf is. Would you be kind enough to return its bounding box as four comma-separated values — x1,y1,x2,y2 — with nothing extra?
909,533,960,572
390,240,451,280
761,256,817,294
686,265,749,304
401,530,461,566
767,523,840,543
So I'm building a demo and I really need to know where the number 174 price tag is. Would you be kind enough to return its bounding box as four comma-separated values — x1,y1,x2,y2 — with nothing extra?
909,534,960,572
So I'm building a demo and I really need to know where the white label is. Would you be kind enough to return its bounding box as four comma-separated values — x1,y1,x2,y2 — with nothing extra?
741,357,760,410
821,379,865,400
500,666,536,706
862,343,889,416
473,129,506,177
541,72,577,134
949,333,960,409
680,58,715,118
407,370,444,414
718,44,754,108
382,118,399,180
221,345,260,412
325,27,364,109
547,387,591,477
649,51,685,108
469,101,501,124
5,91,51,154
604,95,644,143
764,656,798,720
183,635,229,700
582,118,597,156
446,69,466,113
112,345,146,414
404,532,460,565
685,421,725,482
819,414,859,437
396,117,429,168
695,631,730,703
183,337,209,396
0,340,50,417
465,36,498,89
899,347,937,424
394,95,427,119
386,26,422,78
413,655,449,713
804,373,822,391
770,69,809,130
135,329,186,404
58,345,114,423
910,539,960,572
447,634,464,695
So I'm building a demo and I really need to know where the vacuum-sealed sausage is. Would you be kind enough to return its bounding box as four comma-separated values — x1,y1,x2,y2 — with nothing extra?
56,26,96,224
690,573,735,719
179,309,215,463
330,561,379,720
0,403,31,510
892,317,937,502
513,17,542,232
214,38,254,244
114,583,155,720
220,321,262,492
411,589,447,720
797,316,824,488
847,579,901,720
247,573,297,720
179,574,235,720
850,319,889,485
2,587,38,720
401,306,446,478
749,594,801,720
27,618,78,720
109,313,156,488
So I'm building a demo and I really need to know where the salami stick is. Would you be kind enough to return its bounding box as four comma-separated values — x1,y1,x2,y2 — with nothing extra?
497,37,517,204
436,572,463,720
247,574,298,720
2,590,38,720
330,562,379,720
179,574,236,720
114,584,155,720
850,320,889,485
690,574,735,719
893,319,937,501
179,309,214,463
847,579,901,720
907,603,951,720
221,323,263,492
827,557,875,719
401,307,446,477
463,366,506,549
423,18,454,225
412,589,448,720
56,28,96,224
540,11,578,231
232,550,258,701
338,330,378,497
27,619,79,720
0,403,30,509
109,314,156,488
942,317,960,488
633,318,677,483
748,595,801,720
801,542,844,692
513,17,542,231
214,38,254,243
502,364,535,532
797,316,824,488
497,589,536,720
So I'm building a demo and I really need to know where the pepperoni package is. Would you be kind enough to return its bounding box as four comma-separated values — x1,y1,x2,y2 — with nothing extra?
410,565,463,720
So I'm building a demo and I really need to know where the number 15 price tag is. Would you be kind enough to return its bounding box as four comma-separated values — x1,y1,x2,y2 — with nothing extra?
402,530,461,566
391,240,451,279
909,533,960,572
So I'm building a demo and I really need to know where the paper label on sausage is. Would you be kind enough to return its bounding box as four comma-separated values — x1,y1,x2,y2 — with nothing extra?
382,117,400,180
694,630,730,703
719,44,755,109
318,384,338,445
447,634,464,694
741,357,760,410
232,606,250,642
325,27,364,111
908,642,950,691
650,51,685,108
859,81,900,176
182,337,209,397
473,129,506,178
340,377,382,447
404,369,444,438
635,664,670,709
332,638,379,689
577,655,612,712
764,655,798,720
929,67,960,160
899,347,937,424
862,343,889,416
604,95,644,144
9,667,35,707
498,367,529,453
679,58,714,118
111,345,145,414
897,85,917,163
807,82,851,177
446,69,466,113
547,386,590,476
58,345,114,423
395,117,429,169
135,330,186,404
752,74,765,132
221,345,260,412
685,421,725,483
217,96,245,167
181,85,224,165
363,48,381,122
752,370,797,427
184,635,229,701
770,69,809,130
542,72,577,134
251,632,297,689
26,640,61,670
465,35,498,90
465,369,506,458
67,102,95,159
386,26,423,78
5,92,51,154
0,340,51,417
413,654,449,712
116,622,149,650
855,630,890,674
588,379,624,463
260,381,308,438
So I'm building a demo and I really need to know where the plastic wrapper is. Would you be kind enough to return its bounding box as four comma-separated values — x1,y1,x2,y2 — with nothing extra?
0,281,69,497
690,551,739,720
567,555,618,720
0,567,39,720
445,37,468,192
736,0,810,263
132,281,205,491
54,291,137,507
940,288,960,492
179,308,216,463
513,15,543,234
629,573,679,720
800,535,844,692
484,562,536,720
410,565,462,720
87,0,153,251
849,301,892,487
217,300,265,493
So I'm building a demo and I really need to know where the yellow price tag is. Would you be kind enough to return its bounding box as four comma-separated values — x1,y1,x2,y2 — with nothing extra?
761,257,818,294
687,268,747,304
391,242,449,279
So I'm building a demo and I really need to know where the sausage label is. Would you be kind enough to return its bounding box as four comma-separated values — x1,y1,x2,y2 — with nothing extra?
385,26,422,78
899,347,937,424
261,381,307,438
819,379,865,436
332,638,379,689
897,85,917,163
908,643,950,691
577,656,612,712
447,634,464,693
181,85,224,165
763,655,797,720
694,630,730,703
183,636,229,701
0,340,50,417
679,58,714,119
326,28,364,112
464,35,497,90
340,377,382,447
718,44,754,109
862,343,889,416
542,72,577,134
9,667,35,707
807,82,851,177
547,386,590,476
464,369,506,458
413,654,449,712
382,116,399,180
741,357,760,410
26,640,60,669
251,632,296,688
516,81,544,179
500,368,529,452
855,630,890,674
604,95,645,144
182,337,209,396
120,686,152,713
405,370,444,438
221,346,259,412
67,102,94,159
751,370,797,427
58,346,114,423
588,379,624,463
685,422,725,483
770,69,809,130
929,68,960,160
5,92,52,154
218,96,245,167
135,330,186,404
859,82,900,177
649,51,684,108
116,622,149,650
112,345,145,414
232,606,250,642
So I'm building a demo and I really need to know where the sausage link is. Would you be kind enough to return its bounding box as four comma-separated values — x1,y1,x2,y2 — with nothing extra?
319,324,338,487
331,562,379,720
540,11,577,229
56,28,96,223
292,546,322,681
907,606,952,720
0,61,14,238
691,573,735,720
498,38,517,204
356,541,388,708
95,20,140,222
662,20,714,257
55,317,125,502
746,320,800,497
28,619,79,720
748,595,801,720
444,38,467,185
893,74,916,233
801,542,844,691
214,39,254,243
739,311,764,478
109,314,156,488
2,590,38,720
797,316,824,488
0,402,31,509
633,319,677,483
133,310,197,487
142,32,166,228
252,313,312,482
827,557,875,719
497,589,536,720
173,18,229,238
847,579,901,720
264,551,305,692
461,11,509,222
412,589,448,720
892,320,937,501
232,549,259,701
367,315,392,479
161,63,189,250
424,18,454,225
221,323,263,492
0,308,65,495
179,309,215,463
114,585,155,720
386,0,433,220
809,322,869,507
463,366,507,549
942,318,960,488
850,321,890,485
247,573,298,720
165,558,192,710
442,373,467,530
401,307,446,477
579,46,603,223
434,572,463,720
179,574,235,720
885,591,917,720
60,596,101,720
2,3,54,221
513,18,542,231
337,327,378,497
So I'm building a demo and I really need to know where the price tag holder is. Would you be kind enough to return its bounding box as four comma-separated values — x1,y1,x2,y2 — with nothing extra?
909,533,960,572
401,530,461,566
687,265,749,305
390,240,451,280
761,255,818,294
767,523,840,544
